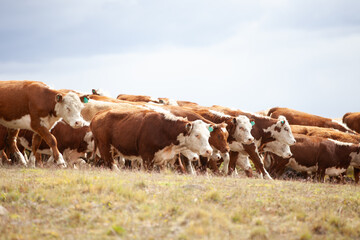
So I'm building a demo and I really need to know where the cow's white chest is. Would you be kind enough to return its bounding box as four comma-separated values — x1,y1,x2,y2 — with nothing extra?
40,116,61,130
0,114,32,130
84,132,94,152
229,141,244,152
63,148,86,161
325,167,346,176
287,158,317,173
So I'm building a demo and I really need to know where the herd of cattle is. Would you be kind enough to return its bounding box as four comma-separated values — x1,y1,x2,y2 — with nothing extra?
1,80,360,183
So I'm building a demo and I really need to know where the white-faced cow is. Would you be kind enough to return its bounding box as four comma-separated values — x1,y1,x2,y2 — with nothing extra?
268,134,360,182
90,108,213,171
209,105,295,179
0,81,87,167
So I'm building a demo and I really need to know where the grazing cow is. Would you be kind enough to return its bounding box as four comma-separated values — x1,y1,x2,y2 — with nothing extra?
268,107,354,133
209,105,296,179
90,108,213,170
268,134,360,182
0,80,87,167
17,120,94,168
116,94,161,104
343,112,360,134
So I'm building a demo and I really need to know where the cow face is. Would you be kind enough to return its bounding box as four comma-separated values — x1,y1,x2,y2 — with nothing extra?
262,141,292,158
265,116,296,146
209,123,230,153
54,92,87,128
233,115,254,144
184,120,213,157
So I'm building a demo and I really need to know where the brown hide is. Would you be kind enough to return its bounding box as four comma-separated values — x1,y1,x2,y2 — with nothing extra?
90,109,190,169
116,94,159,103
268,107,354,133
343,112,360,134
269,134,360,182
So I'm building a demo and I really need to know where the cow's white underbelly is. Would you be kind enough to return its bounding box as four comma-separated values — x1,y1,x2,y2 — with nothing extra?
0,114,32,130
287,158,317,173
229,141,244,152
325,167,346,176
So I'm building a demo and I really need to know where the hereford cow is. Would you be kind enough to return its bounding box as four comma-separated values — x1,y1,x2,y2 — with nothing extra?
268,134,360,182
290,125,360,182
0,81,87,167
90,108,213,170
268,107,354,133
343,112,360,134
209,105,295,179
17,120,94,168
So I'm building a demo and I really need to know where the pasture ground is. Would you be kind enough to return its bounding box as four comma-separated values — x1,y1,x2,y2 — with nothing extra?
1,167,360,240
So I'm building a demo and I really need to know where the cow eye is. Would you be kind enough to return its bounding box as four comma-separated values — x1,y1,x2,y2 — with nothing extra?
66,107,71,113
239,127,244,131
284,127,289,131
195,134,199,138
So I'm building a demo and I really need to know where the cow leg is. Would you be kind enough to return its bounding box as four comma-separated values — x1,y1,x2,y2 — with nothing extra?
7,129,27,167
354,167,360,184
221,152,230,175
227,151,238,175
31,126,66,168
243,143,272,180
31,134,44,167
96,140,118,171
199,156,208,174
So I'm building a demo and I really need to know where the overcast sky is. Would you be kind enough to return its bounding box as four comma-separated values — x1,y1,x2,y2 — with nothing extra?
0,0,359,118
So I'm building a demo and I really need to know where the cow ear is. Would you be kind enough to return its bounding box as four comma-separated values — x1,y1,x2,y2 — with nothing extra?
80,95,90,103
185,123,192,134
159,99,165,104
92,89,97,95
55,94,63,103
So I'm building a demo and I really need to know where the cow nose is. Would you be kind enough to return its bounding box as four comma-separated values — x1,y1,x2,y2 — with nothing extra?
193,156,198,161
246,137,254,144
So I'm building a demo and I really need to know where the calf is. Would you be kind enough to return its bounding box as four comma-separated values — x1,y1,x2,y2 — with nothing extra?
17,120,94,168
268,107,355,133
90,108,213,170
268,134,360,182
343,112,360,134
0,80,87,167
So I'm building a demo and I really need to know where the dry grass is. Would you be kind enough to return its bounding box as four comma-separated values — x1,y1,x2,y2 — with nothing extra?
1,167,360,240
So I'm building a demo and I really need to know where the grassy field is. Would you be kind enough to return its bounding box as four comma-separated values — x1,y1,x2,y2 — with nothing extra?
1,167,360,240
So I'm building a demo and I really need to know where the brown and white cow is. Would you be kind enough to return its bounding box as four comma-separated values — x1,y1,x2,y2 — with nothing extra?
90,108,213,170
181,105,255,174
0,81,87,167
209,105,296,179
268,134,360,182
343,112,360,134
17,120,94,168
268,107,355,133
144,104,232,175
289,125,360,182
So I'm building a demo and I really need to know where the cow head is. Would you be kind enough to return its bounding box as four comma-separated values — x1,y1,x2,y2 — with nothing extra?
350,146,360,167
184,120,213,157
264,116,296,146
261,140,292,159
209,123,230,153
232,115,255,144
54,92,87,128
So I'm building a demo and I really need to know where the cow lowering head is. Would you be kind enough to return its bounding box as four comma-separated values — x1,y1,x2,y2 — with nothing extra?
264,116,296,146
183,120,213,157
349,146,360,168
261,141,292,158
54,92,87,128
232,115,254,144
209,123,230,153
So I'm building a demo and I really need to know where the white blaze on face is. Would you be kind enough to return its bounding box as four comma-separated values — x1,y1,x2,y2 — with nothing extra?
264,116,296,146
262,141,292,158
233,115,254,144
210,149,221,161
181,149,199,162
54,92,86,128
349,149,360,167
183,120,213,157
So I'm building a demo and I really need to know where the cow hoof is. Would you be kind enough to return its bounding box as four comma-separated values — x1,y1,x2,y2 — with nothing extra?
57,162,67,169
